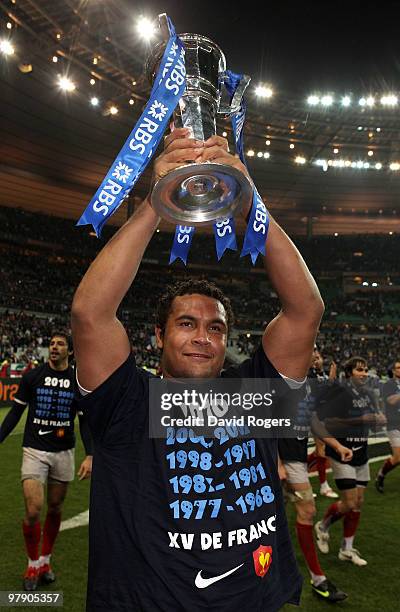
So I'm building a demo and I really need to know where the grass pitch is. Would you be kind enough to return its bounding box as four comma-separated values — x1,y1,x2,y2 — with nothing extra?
0,407,398,611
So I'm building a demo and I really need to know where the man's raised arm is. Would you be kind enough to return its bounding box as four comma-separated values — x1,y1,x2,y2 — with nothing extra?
71,128,203,391
192,136,324,380
261,219,324,380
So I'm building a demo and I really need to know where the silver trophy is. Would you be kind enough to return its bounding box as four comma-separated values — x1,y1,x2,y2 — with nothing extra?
146,14,253,226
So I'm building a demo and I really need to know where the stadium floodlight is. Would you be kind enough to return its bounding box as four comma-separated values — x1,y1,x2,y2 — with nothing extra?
372,282,378,287
341,95,351,106
0,39,15,55
368,150,373,156
109,105,118,115
247,149,255,157
257,151,263,157
321,95,333,106
332,159,345,168
58,75,76,92
315,159,328,172
307,95,319,105
263,152,270,159
362,281,369,286
356,161,364,169
333,148,339,154
295,156,306,164
90,97,99,106
265,139,271,145
375,162,382,170
381,94,398,106
136,16,156,39
366,96,375,107
255,85,273,98
334,232,338,236
390,162,400,171
363,162,369,169
359,97,366,106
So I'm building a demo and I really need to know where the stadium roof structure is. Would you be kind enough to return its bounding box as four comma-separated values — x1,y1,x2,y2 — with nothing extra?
0,0,399,236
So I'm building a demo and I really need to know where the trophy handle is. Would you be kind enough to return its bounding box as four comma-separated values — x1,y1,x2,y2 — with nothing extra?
218,74,251,116
158,13,171,41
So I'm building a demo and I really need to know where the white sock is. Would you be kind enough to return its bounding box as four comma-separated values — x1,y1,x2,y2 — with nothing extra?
311,572,326,586
342,536,354,550
39,554,51,566
320,481,329,490
28,558,39,569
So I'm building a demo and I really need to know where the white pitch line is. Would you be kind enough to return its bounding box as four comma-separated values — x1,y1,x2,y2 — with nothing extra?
60,510,89,531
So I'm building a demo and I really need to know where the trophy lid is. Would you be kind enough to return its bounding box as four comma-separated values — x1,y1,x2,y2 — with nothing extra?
145,15,226,84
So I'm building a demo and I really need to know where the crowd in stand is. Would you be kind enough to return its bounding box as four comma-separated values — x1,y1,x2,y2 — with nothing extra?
2,205,400,272
1,206,399,377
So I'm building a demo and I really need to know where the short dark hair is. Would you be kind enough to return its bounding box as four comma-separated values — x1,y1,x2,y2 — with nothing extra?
156,278,234,333
344,356,367,378
50,331,73,352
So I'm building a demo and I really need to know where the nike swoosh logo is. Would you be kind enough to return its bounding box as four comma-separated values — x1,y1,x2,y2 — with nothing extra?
352,445,364,451
38,430,52,435
313,587,330,598
195,563,243,589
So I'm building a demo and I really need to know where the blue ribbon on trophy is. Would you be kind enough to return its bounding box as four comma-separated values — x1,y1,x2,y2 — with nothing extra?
226,70,270,264
76,17,186,235
169,225,195,264
169,223,195,264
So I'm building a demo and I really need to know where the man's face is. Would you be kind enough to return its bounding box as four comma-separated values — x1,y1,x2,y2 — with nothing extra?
49,336,69,366
351,362,369,386
312,350,323,371
155,294,228,379
393,362,400,379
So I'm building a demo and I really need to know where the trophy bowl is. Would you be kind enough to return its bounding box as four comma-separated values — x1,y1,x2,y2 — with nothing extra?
146,18,253,226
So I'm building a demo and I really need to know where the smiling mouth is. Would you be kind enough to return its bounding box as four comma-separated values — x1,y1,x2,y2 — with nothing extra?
183,353,212,360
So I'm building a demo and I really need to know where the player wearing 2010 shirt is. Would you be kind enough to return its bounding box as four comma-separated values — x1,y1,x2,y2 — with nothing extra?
375,360,400,493
314,356,386,567
72,129,324,612
0,333,93,591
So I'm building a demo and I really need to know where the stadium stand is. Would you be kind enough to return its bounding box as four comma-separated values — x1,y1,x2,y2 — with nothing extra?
1,206,399,377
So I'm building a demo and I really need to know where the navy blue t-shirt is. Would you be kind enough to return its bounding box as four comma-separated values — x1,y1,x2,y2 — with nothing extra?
78,347,302,612
278,375,329,463
382,378,400,429
14,363,77,451
317,381,377,466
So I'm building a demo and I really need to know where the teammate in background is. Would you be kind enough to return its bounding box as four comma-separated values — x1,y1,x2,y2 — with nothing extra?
278,351,350,602
376,360,400,492
0,333,93,591
314,357,386,566
71,129,324,611
307,348,339,498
